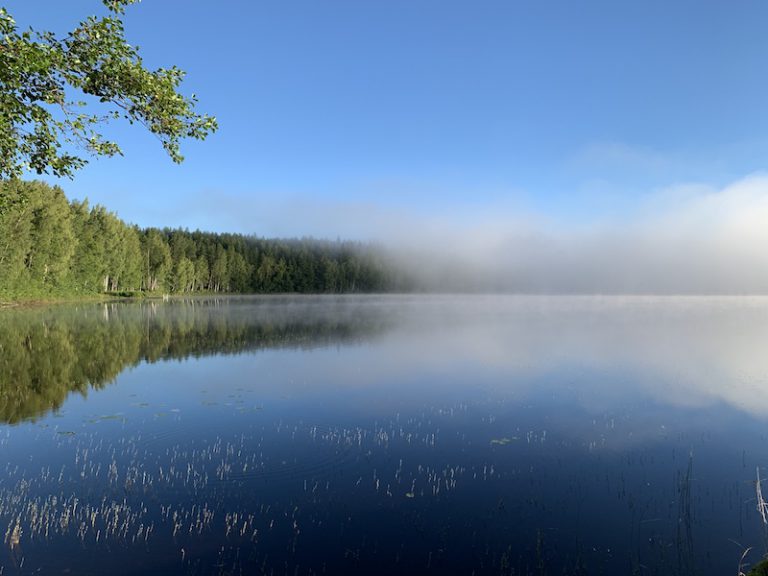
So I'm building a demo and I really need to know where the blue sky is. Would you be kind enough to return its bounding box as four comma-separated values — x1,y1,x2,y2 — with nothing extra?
6,0,768,238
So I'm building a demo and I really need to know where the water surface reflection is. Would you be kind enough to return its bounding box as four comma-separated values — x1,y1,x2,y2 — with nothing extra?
0,295,767,575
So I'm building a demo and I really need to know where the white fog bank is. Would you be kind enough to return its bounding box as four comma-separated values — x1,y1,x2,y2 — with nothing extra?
384,174,768,293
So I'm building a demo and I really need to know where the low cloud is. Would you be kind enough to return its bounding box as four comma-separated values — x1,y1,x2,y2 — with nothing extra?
382,173,768,293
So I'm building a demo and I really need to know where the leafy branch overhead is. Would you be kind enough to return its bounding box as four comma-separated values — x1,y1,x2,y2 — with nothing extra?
0,0,217,179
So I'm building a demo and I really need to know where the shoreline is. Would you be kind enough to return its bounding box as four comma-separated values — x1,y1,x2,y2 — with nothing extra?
6,291,768,311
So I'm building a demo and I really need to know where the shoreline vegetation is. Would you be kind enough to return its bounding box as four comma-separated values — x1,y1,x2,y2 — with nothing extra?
0,290,196,309
0,180,412,305
0,290,403,310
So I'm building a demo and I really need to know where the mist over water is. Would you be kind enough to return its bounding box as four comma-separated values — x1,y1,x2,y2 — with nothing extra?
314,174,768,293
160,174,768,293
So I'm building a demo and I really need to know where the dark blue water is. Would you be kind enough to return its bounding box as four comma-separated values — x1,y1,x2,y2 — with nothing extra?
1,295,767,575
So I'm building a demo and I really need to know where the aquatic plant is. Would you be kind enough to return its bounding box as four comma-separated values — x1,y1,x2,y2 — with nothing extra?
748,557,768,576
757,467,768,525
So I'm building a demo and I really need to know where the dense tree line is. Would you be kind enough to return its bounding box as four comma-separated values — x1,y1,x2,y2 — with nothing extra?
0,180,409,298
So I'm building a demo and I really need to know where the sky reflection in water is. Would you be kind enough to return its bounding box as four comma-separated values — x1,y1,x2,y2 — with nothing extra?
0,295,767,575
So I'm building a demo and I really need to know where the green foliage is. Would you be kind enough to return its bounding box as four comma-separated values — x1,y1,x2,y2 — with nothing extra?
0,179,34,285
26,183,74,285
0,1,216,179
749,558,768,576
0,180,412,301
141,228,171,291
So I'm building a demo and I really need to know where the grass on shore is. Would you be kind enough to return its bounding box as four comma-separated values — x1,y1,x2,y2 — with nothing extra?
0,290,156,309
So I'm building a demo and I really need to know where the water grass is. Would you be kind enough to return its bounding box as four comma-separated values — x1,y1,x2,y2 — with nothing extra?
757,467,768,525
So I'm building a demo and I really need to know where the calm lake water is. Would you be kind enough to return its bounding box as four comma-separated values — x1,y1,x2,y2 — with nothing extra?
1,295,768,575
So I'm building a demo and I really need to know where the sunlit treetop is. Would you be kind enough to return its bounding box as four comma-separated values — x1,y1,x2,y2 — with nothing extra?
0,0,217,179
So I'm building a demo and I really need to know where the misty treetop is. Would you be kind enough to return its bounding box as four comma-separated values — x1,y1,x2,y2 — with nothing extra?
0,180,409,299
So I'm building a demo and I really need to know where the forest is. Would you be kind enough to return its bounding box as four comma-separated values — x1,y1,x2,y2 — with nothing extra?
0,180,410,300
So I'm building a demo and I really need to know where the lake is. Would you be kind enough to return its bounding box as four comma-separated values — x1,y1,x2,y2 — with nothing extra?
0,295,767,575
